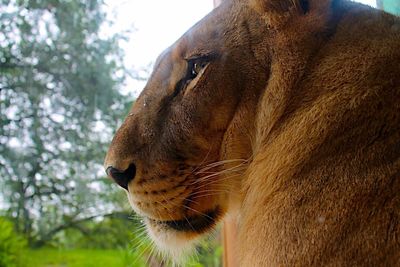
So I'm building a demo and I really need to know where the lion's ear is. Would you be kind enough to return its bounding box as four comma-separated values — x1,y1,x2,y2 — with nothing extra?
249,0,335,29
250,0,309,15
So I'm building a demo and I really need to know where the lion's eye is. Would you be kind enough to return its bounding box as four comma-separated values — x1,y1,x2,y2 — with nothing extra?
187,58,209,80
173,56,212,97
191,61,207,77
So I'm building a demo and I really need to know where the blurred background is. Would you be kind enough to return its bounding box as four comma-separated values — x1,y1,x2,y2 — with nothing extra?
0,0,397,267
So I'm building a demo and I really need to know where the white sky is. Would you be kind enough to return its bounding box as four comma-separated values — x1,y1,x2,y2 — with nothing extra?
104,0,214,96
104,0,376,96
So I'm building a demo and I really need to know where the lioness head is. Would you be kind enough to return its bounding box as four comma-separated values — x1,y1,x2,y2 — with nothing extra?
104,0,392,259
104,0,270,254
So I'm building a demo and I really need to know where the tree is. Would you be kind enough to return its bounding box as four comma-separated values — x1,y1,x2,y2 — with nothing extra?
0,0,132,246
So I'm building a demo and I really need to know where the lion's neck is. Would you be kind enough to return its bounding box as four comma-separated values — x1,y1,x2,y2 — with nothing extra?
238,3,400,265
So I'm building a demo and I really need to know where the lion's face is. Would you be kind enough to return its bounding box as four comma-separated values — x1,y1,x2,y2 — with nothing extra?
104,1,268,253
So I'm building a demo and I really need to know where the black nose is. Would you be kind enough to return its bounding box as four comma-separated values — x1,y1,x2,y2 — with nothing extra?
106,164,136,190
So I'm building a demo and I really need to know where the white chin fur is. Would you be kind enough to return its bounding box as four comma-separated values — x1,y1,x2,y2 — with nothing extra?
145,219,200,263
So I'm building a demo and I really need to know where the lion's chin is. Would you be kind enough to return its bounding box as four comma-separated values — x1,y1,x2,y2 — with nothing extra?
144,206,222,260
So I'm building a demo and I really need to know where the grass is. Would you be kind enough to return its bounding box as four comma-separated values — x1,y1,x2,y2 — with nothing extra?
21,245,220,267
23,248,147,267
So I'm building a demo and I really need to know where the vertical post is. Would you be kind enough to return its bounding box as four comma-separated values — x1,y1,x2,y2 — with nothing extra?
223,216,239,267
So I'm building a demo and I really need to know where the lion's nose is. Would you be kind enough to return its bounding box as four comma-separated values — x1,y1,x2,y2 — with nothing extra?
106,164,136,190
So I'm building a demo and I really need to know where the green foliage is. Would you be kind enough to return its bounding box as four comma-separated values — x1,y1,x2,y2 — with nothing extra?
0,0,132,246
22,246,223,267
55,216,141,250
24,248,146,267
194,237,223,267
0,217,26,267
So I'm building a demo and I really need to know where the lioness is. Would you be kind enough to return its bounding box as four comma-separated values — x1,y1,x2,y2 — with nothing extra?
105,0,400,265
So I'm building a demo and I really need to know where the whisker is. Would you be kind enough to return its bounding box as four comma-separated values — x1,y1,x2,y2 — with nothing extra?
183,213,196,232
145,239,158,267
188,189,231,197
190,170,243,187
183,204,214,221
189,169,243,188
193,162,245,181
132,238,153,266
195,158,249,174
192,173,242,192
131,226,147,239
191,192,230,200
190,145,214,174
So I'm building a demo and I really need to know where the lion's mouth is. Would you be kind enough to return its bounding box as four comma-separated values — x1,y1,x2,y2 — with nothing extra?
150,206,221,233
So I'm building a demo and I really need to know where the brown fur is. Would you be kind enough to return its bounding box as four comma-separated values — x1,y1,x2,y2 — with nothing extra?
105,0,400,265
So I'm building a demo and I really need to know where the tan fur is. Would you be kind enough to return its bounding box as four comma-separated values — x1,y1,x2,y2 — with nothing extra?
105,0,400,265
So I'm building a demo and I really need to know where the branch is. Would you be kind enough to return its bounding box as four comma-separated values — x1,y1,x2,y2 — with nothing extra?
32,211,131,247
